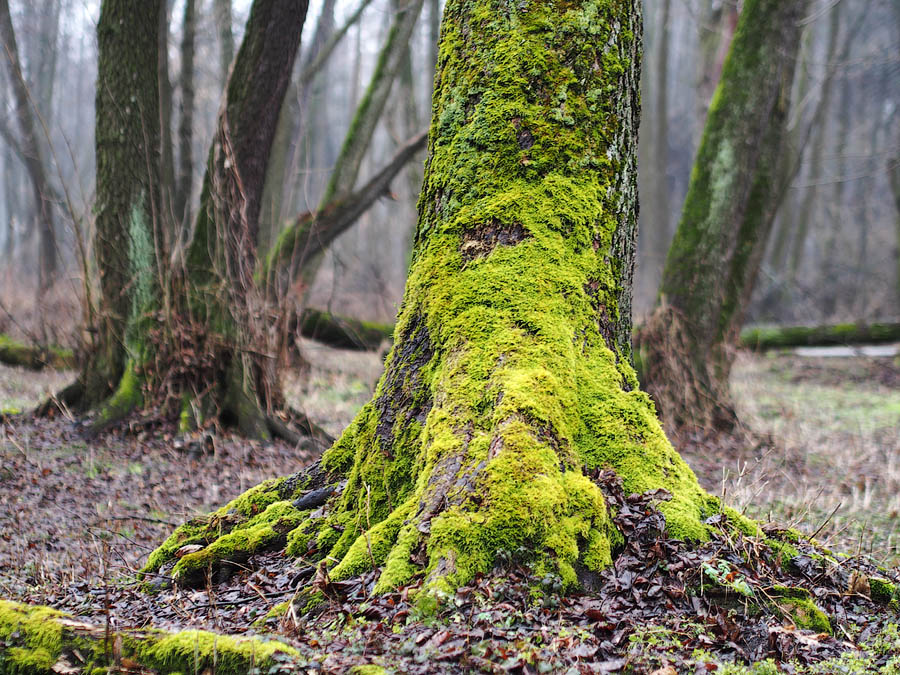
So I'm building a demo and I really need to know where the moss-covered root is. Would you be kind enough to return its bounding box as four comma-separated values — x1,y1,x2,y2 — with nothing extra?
0,334,74,371
142,464,333,587
84,360,144,437
0,599,302,675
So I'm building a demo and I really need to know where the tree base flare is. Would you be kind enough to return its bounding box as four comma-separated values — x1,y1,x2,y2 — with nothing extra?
10,477,899,674
635,304,739,433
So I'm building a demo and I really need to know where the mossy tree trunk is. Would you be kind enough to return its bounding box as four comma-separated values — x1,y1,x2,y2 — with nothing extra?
70,0,164,421
636,0,808,431
179,0,309,437
149,0,722,599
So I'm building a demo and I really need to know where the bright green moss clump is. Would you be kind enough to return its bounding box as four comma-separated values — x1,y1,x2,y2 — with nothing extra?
769,587,832,634
0,601,65,674
870,578,900,611
143,477,292,575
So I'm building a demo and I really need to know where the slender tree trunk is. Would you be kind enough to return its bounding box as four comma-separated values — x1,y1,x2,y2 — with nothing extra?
0,0,58,294
637,0,809,431
890,156,900,305
213,0,234,86
149,0,717,602
319,0,425,207
696,0,739,128
174,0,196,232
265,0,426,298
158,0,177,238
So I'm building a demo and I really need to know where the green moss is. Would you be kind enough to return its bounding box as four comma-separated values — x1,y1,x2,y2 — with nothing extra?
0,600,301,675
130,629,299,674
870,578,900,610
0,600,65,665
94,359,143,427
157,0,720,598
349,666,388,675
144,478,287,574
769,586,832,634
172,500,306,583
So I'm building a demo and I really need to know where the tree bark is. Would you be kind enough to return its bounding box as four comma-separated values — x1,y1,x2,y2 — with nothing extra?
891,155,900,303
213,0,234,86
0,0,58,293
148,0,718,600
637,0,809,431
181,0,309,437
80,0,164,420
158,0,177,238
174,0,196,232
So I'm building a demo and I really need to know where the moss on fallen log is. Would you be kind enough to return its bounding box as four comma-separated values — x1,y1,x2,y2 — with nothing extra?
297,308,393,351
740,322,900,351
0,334,74,371
0,599,302,674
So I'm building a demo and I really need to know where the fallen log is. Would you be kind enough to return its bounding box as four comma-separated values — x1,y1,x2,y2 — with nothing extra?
296,308,393,351
0,334,75,370
740,321,900,351
0,599,303,674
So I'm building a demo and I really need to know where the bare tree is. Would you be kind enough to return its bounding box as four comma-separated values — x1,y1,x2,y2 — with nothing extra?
0,0,58,293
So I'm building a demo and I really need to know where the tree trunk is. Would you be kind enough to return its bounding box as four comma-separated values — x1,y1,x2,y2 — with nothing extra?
213,0,234,86
158,0,177,238
637,0,808,431
148,0,718,600
891,155,900,303
174,0,196,232
77,0,163,420
695,0,739,128
180,0,309,437
0,0,58,294
264,0,425,301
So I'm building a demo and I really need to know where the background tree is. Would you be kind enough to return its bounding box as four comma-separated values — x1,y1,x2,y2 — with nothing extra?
636,0,809,431
177,0,310,437
75,0,163,415
0,0,59,295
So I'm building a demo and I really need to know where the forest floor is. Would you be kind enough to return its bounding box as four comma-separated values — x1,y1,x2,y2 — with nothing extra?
1,342,899,672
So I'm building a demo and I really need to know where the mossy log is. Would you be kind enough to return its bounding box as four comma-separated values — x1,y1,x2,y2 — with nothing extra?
0,335,74,370
145,0,735,602
295,308,393,351
740,321,900,351
0,599,302,674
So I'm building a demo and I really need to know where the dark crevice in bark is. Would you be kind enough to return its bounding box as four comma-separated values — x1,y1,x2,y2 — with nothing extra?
459,221,529,264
